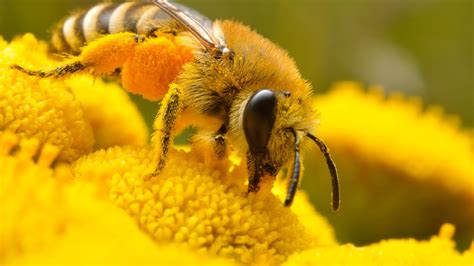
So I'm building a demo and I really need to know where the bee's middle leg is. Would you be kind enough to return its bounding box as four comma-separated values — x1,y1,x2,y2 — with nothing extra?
148,85,183,181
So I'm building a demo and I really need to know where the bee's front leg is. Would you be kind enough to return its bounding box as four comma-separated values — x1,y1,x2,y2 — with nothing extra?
246,152,264,193
213,123,228,159
147,85,183,181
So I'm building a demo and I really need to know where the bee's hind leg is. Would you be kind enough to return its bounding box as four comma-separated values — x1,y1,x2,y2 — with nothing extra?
147,85,184,181
12,61,87,78
13,32,146,79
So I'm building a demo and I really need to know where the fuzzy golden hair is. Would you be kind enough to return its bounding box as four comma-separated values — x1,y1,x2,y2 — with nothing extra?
177,20,319,169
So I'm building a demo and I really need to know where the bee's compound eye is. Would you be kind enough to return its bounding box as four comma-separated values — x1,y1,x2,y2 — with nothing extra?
243,89,277,154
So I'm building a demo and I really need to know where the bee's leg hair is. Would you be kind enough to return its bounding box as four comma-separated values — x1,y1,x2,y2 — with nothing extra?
247,152,264,193
12,61,87,78
213,122,228,159
147,85,183,181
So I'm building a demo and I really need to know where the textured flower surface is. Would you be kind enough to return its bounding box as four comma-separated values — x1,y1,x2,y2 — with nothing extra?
73,145,336,264
1,35,472,265
0,34,148,159
0,132,235,265
0,35,93,161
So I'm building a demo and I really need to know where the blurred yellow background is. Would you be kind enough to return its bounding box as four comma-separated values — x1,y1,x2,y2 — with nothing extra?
1,0,472,250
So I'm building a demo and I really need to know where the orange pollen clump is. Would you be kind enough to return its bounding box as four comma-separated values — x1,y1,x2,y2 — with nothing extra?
122,36,194,100
81,32,138,74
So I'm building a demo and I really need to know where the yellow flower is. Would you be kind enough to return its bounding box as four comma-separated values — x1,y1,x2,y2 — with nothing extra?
272,181,337,246
2,129,470,265
0,34,148,160
283,224,473,266
73,145,336,264
308,82,473,248
0,131,234,265
0,35,93,161
65,76,149,148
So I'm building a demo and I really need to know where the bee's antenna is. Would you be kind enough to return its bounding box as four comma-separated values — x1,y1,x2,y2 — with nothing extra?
307,133,340,211
284,128,301,207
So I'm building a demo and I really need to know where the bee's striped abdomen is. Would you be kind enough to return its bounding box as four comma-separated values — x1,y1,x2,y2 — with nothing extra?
88,3,120,41
51,2,171,54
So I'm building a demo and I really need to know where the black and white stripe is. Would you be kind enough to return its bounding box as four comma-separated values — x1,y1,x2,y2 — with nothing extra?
51,2,173,54
84,3,118,41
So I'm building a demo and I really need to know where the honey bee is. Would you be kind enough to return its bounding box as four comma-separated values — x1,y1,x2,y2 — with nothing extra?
13,0,340,209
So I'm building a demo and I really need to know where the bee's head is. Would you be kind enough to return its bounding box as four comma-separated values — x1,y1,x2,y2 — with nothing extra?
242,88,301,175
196,21,341,209
242,88,340,210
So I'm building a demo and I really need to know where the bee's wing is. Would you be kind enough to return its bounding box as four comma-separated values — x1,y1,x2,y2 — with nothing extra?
153,0,227,53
